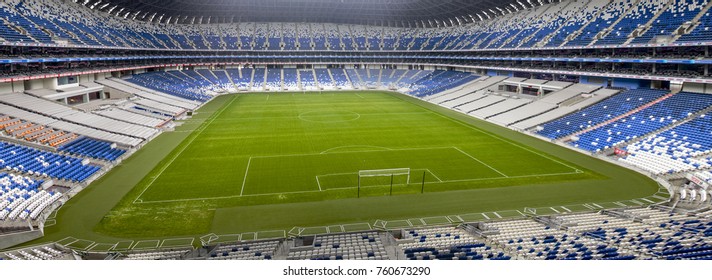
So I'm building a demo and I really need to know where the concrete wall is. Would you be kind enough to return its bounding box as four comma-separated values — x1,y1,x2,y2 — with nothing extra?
0,82,14,94
43,78,59,90
25,79,45,90
0,230,44,250
79,74,95,83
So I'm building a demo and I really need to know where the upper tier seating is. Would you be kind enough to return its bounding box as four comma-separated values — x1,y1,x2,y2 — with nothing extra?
3,0,712,50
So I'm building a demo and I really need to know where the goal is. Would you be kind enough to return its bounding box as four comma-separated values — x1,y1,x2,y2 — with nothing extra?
358,168,411,188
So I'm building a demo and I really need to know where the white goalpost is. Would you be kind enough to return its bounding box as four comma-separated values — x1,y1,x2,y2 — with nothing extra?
358,168,411,186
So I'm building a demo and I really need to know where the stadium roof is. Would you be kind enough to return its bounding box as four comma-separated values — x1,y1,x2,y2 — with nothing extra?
81,0,551,27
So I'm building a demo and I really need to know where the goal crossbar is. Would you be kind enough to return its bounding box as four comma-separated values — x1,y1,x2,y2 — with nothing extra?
358,168,411,177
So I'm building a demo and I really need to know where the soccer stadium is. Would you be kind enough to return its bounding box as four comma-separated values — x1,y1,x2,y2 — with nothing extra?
1,0,712,262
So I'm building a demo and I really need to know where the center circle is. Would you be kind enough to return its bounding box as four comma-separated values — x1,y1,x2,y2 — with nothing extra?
298,110,361,123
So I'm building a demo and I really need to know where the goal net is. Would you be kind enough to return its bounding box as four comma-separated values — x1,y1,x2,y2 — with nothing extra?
358,168,410,187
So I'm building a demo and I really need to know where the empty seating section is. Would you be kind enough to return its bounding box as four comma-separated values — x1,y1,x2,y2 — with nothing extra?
572,92,712,152
0,173,59,221
95,79,200,112
538,89,670,140
314,69,334,88
400,227,509,260
288,232,387,260
252,68,266,89
510,89,618,129
127,72,212,102
58,137,126,162
406,72,479,98
283,69,298,90
0,141,99,182
546,0,610,47
299,70,317,89
561,210,712,260
494,3,555,49
1,245,70,260
210,240,279,260
633,0,709,44
359,69,378,88
596,0,668,46
679,1,712,42
123,250,191,260
329,69,351,88
0,93,159,140
227,69,253,89
94,108,167,128
4,207,710,259
621,114,712,174
265,68,282,90
566,0,634,46
486,219,636,260
0,114,77,147
3,0,712,50
0,103,141,147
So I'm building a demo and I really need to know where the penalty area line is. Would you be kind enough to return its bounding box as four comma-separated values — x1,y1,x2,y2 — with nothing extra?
452,146,509,178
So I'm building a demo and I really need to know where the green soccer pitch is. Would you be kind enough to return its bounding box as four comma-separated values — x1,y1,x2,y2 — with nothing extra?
28,91,664,247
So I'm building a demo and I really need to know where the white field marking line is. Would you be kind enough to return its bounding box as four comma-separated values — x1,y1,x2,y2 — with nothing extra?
426,107,582,173
316,176,323,191
561,206,572,212
133,96,239,204
320,145,392,154
111,241,134,251
252,146,456,160
239,157,252,196
135,170,583,204
355,92,365,99
159,238,194,248
550,207,561,214
452,146,508,178
493,212,503,219
132,240,160,250
203,112,432,122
